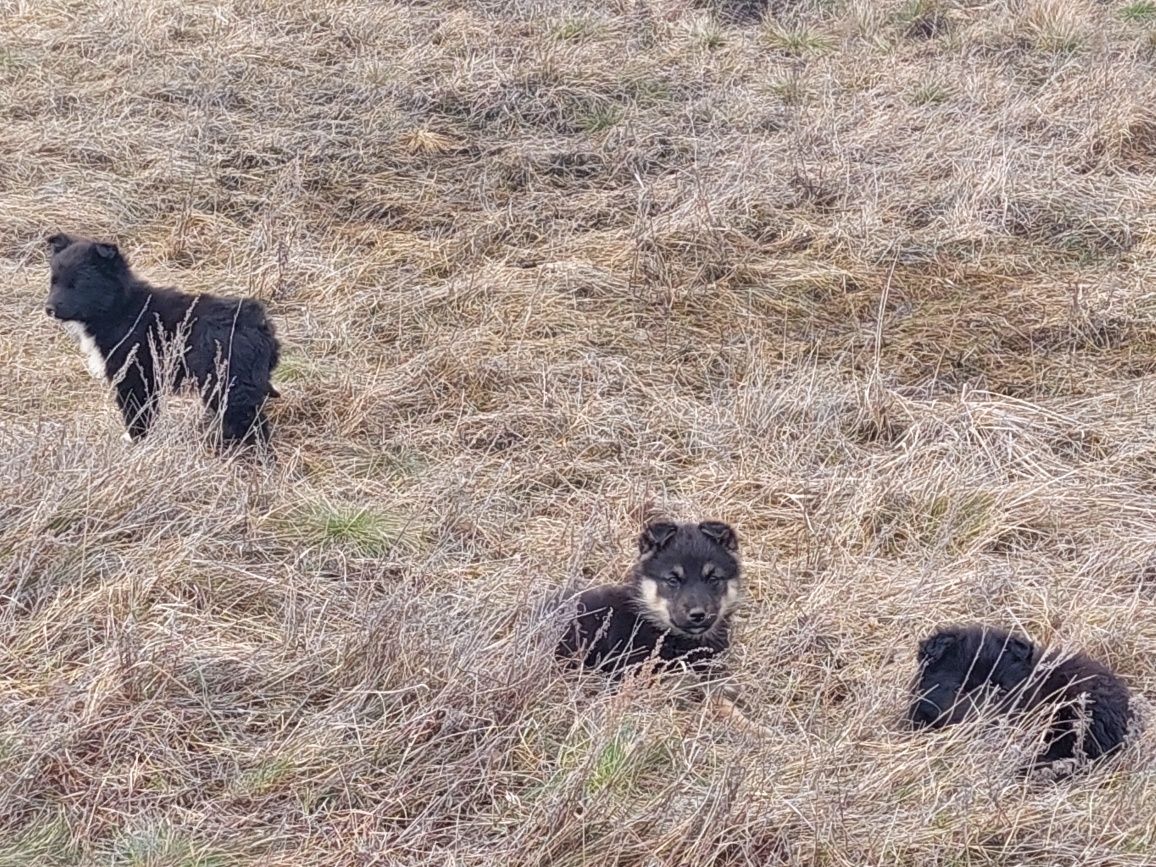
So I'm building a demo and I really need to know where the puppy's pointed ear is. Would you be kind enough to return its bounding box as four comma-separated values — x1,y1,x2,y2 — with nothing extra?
47,233,75,254
94,242,120,261
918,631,957,665
699,521,738,552
638,521,678,555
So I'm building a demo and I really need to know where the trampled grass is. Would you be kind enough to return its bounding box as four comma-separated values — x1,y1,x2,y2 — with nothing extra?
2,0,1156,864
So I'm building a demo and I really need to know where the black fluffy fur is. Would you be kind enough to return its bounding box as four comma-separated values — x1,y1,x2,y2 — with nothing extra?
556,520,743,681
910,623,1133,773
45,233,280,446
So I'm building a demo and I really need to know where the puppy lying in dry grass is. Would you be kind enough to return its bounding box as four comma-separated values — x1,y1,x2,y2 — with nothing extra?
910,623,1133,776
556,520,771,737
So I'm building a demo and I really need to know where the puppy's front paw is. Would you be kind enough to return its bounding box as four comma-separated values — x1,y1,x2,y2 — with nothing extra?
706,693,774,739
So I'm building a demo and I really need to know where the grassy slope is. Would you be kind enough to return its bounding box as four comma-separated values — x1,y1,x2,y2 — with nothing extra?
2,0,1156,863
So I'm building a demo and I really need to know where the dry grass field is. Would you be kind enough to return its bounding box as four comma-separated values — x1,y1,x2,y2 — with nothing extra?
3,0,1156,863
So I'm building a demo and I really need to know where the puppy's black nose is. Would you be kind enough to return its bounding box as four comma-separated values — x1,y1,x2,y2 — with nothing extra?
688,609,708,624
44,304,56,317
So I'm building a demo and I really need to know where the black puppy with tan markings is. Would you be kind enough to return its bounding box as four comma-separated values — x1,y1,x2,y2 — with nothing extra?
557,520,767,734
910,623,1133,775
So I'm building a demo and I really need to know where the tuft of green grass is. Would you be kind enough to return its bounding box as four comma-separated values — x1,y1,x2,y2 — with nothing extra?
109,825,233,867
763,23,834,55
555,720,677,798
551,18,603,42
233,756,297,797
1035,30,1085,55
270,351,324,385
910,82,953,106
0,814,79,867
860,491,995,555
691,20,727,50
1120,1,1156,23
1021,1,1089,54
623,75,675,109
274,499,418,556
896,0,950,39
573,101,624,133
770,76,808,106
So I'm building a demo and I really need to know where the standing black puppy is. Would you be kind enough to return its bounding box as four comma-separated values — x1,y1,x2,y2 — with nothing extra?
909,624,1133,773
44,233,280,446
557,521,743,679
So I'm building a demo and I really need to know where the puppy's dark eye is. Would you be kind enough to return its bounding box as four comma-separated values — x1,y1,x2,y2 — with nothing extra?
702,566,726,583
664,574,681,587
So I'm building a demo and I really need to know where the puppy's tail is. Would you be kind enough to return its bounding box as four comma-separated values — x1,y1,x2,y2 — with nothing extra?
532,583,582,628
529,583,586,660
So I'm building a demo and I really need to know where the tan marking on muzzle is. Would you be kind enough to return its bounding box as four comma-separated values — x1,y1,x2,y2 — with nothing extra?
719,579,742,617
639,577,674,628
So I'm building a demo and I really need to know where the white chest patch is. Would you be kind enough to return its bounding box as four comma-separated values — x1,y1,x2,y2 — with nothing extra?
61,321,108,381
